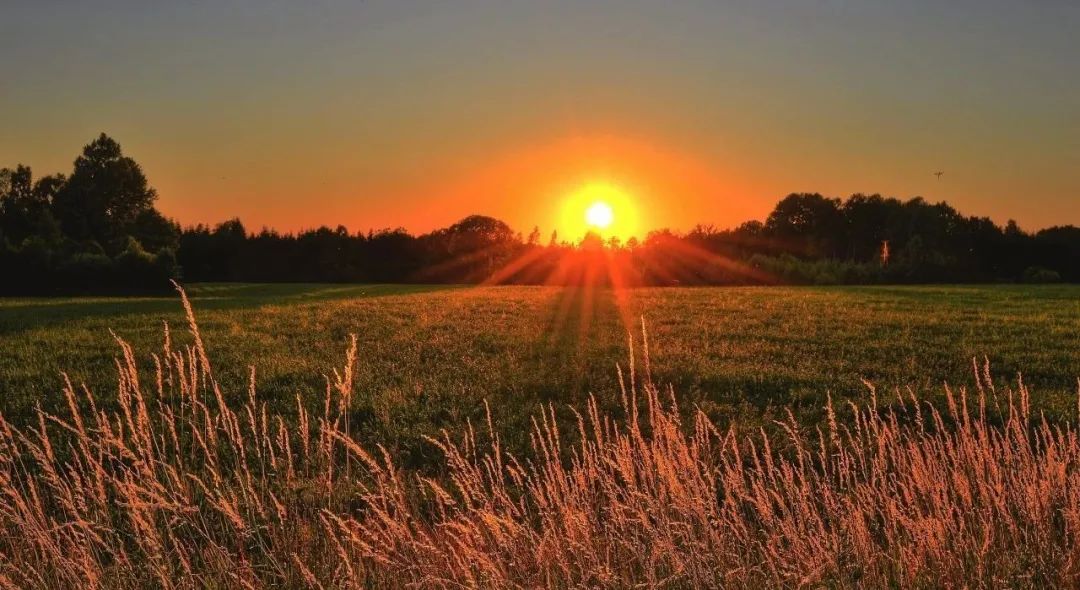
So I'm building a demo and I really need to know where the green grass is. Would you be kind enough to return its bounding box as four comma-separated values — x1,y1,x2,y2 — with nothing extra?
2,283,1078,464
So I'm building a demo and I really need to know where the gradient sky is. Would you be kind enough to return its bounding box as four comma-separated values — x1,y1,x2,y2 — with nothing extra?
2,0,1078,239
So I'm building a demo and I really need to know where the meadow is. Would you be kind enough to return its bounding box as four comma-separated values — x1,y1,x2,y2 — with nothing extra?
2,283,1080,587
2,283,1078,462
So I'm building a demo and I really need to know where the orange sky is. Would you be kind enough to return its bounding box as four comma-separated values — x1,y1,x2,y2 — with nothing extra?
2,2,1078,239
420,135,765,242
139,131,770,242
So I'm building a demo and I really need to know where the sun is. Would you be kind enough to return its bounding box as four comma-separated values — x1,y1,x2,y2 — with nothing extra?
560,181,639,241
585,201,614,229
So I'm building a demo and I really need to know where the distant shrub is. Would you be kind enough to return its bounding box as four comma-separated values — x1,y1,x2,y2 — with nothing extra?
0,235,177,294
748,254,887,285
1022,266,1062,283
56,252,114,288
112,237,176,291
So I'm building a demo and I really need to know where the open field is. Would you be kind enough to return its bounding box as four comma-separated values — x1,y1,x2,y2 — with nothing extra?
2,284,1078,461
3,283,1080,587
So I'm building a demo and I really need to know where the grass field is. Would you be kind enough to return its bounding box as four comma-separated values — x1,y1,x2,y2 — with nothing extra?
2,283,1077,461
3,283,1080,587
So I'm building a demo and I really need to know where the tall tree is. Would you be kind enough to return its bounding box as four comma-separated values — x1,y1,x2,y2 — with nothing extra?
0,165,61,246
52,133,158,253
765,193,845,257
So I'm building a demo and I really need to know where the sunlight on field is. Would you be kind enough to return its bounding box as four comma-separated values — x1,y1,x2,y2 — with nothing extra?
1,284,1077,443
2,285,1079,587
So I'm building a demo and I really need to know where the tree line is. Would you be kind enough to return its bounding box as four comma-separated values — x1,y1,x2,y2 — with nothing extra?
2,134,1077,294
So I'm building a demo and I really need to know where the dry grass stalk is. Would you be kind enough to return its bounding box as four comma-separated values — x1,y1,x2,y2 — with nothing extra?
0,286,1078,588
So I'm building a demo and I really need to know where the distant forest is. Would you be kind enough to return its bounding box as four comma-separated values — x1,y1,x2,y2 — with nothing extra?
2,134,1077,294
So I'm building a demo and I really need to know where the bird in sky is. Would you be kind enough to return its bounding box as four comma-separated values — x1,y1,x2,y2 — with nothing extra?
934,171,944,180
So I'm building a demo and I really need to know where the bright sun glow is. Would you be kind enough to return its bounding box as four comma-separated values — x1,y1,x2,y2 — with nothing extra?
585,201,614,229
560,181,639,242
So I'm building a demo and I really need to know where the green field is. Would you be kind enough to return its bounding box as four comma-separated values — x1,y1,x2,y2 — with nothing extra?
5,283,1080,586
2,283,1078,463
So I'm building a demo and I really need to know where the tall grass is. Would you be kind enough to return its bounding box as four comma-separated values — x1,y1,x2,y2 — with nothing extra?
1,286,1079,588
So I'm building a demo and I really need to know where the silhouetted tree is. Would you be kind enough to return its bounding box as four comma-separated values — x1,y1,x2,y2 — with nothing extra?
3,133,1077,291
765,193,845,258
0,166,61,247
52,134,158,254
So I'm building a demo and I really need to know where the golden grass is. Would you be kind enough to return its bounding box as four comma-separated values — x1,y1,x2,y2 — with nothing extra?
1,285,1079,588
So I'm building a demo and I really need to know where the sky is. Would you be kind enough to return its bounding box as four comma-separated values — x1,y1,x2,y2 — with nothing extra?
2,0,1078,240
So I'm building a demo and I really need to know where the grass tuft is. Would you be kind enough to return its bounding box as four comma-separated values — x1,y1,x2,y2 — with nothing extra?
1,287,1079,588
